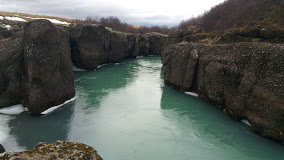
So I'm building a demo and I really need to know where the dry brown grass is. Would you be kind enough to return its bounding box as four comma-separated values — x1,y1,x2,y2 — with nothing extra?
0,11,73,23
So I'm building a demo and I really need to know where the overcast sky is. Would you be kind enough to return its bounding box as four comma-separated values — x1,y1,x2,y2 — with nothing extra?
0,0,225,26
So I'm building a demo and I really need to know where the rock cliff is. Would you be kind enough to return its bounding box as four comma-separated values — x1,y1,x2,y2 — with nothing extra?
0,19,75,114
70,24,166,70
0,20,167,114
162,41,284,143
1,141,102,160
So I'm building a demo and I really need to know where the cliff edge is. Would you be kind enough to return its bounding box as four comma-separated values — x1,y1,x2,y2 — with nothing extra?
162,41,284,143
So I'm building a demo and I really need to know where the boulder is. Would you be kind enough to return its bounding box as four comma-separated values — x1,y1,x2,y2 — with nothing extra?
20,19,75,114
161,42,284,143
1,141,103,160
109,31,135,63
70,24,111,70
0,20,75,114
139,32,166,56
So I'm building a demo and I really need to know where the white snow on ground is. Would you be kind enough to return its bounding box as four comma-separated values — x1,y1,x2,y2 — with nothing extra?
41,96,76,115
5,25,11,30
0,16,4,20
26,17,70,25
185,91,199,97
5,16,27,22
0,104,25,115
0,115,11,143
73,65,87,71
241,119,252,126
45,18,70,25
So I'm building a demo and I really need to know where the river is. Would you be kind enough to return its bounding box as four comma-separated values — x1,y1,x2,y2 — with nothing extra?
0,56,283,159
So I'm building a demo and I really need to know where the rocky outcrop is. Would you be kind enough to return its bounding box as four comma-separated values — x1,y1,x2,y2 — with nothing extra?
162,41,284,143
109,31,135,63
70,24,166,70
70,24,111,70
217,26,284,43
138,32,166,56
162,41,199,91
1,141,103,160
0,144,5,153
21,19,75,114
0,37,23,107
0,19,75,114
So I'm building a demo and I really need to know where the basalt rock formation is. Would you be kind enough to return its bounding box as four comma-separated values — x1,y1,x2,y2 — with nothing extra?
1,141,103,160
0,19,75,114
0,20,167,114
70,24,166,70
162,41,284,143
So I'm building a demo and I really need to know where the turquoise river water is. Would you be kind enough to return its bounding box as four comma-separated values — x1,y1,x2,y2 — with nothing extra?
0,57,283,160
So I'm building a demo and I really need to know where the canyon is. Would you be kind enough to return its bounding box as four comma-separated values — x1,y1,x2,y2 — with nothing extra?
0,19,283,158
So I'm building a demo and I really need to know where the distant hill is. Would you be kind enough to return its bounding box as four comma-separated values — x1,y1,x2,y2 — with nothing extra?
178,0,284,32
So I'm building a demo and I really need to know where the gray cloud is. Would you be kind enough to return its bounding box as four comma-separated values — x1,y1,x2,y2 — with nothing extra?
0,0,225,26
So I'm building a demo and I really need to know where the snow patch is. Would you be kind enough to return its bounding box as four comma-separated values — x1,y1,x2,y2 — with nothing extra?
0,16,4,20
241,119,252,126
5,16,26,22
41,96,76,115
0,115,11,143
26,17,70,25
0,104,25,115
5,25,11,30
185,92,199,97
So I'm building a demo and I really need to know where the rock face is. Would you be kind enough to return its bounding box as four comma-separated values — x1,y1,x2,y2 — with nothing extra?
70,24,166,70
0,37,23,107
109,31,135,63
70,24,111,70
218,26,284,43
138,32,166,56
0,144,5,153
0,19,75,114
162,41,284,143
162,41,199,91
1,141,103,160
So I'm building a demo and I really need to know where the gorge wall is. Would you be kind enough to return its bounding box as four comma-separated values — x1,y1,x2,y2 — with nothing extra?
0,20,167,114
69,24,166,70
161,41,284,143
0,20,75,115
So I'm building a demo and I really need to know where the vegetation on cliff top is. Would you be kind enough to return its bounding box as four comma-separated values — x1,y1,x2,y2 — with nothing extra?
178,0,284,32
73,16,173,34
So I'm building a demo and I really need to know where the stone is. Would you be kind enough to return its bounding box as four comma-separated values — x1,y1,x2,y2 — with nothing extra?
1,141,103,160
70,24,111,70
20,19,75,114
